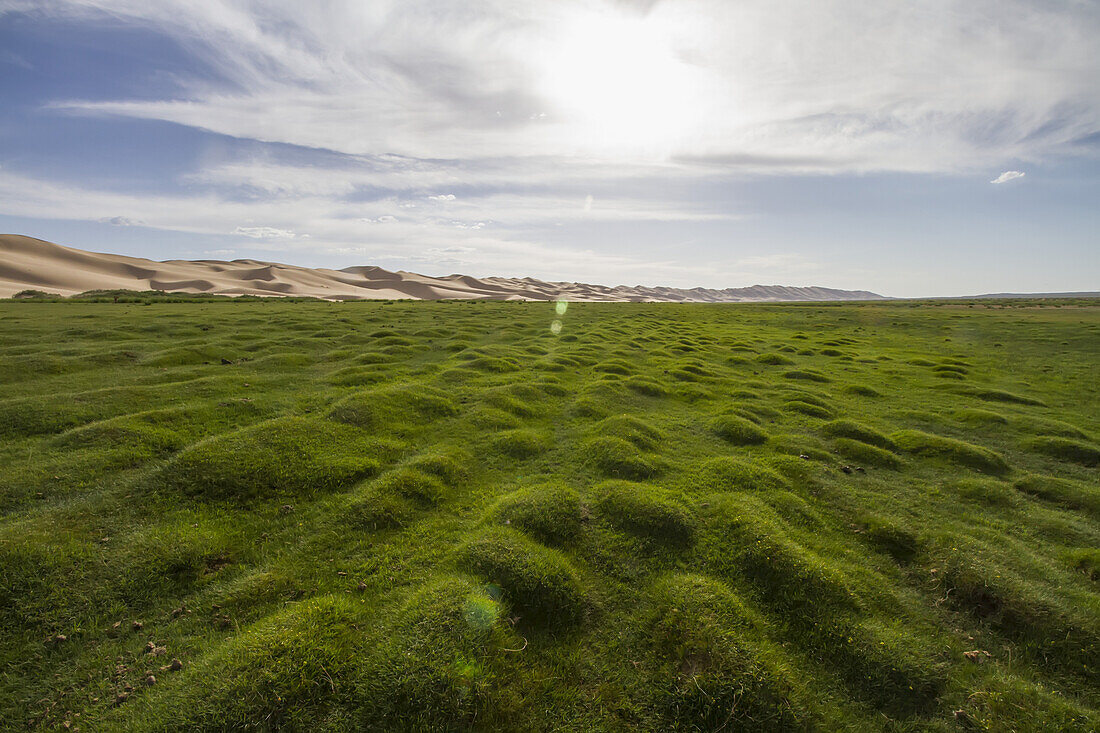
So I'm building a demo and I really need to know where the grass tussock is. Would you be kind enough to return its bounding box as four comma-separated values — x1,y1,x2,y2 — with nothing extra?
158,417,385,501
892,429,1010,475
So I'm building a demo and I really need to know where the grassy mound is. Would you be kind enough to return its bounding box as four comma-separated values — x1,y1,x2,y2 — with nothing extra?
489,428,550,458
821,419,896,450
833,437,902,469
594,481,696,548
158,417,384,501
1013,475,1100,516
371,467,449,506
710,414,769,445
579,436,662,480
1022,436,1100,467
892,429,1010,475
592,414,664,450
119,596,367,730
456,527,586,627
487,483,587,546
692,457,789,493
642,574,801,730
327,384,458,431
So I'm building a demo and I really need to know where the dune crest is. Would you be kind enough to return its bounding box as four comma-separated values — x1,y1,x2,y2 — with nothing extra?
0,234,884,302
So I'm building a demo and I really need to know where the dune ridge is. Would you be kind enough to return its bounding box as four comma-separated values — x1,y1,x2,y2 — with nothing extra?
0,234,885,302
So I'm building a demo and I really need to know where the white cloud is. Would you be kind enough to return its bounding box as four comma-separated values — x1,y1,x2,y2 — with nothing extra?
99,215,139,226
233,226,296,239
40,0,1100,173
991,170,1025,184
427,194,456,202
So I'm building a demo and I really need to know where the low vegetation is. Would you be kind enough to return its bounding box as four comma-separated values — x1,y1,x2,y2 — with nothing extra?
1,296,1097,730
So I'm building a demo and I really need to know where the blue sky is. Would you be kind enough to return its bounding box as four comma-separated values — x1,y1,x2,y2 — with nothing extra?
1,0,1098,297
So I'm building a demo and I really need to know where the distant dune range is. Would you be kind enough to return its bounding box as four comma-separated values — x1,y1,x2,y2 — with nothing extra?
1,233,890,302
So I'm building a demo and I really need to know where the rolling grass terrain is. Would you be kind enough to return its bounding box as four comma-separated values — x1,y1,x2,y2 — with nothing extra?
0,298,1097,731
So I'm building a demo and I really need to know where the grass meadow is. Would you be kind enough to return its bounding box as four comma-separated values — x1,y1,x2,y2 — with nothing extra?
0,297,1097,731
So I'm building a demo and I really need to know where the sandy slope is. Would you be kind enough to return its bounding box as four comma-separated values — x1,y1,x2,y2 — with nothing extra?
0,234,884,302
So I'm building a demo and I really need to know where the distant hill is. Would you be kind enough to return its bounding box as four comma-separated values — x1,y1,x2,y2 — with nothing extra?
0,234,886,302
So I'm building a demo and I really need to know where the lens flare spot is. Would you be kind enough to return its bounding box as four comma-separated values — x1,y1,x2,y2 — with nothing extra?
550,320,563,335
555,299,568,316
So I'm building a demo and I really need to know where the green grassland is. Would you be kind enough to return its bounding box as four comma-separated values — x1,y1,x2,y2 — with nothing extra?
1,298,1098,731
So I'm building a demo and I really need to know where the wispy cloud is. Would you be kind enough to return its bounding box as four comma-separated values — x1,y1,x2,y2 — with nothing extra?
99,215,140,226
233,226,296,239
991,170,1025,184
42,0,1100,173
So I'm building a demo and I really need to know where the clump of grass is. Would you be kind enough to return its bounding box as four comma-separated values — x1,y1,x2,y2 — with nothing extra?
345,488,415,530
1013,474,1100,516
783,400,833,419
456,527,586,627
592,414,663,450
952,477,1019,507
783,369,830,383
487,483,586,546
833,438,902,469
490,428,550,458
624,375,670,396
891,429,1010,475
691,457,789,493
328,384,458,431
326,365,390,386
643,573,801,730
710,414,769,445
580,436,662,479
1012,416,1089,439
124,596,367,730
702,496,857,613
1022,436,1100,467
158,417,384,501
594,481,696,548
842,383,880,397
373,467,449,506
953,386,1046,406
406,449,470,487
954,408,1009,425
756,353,794,365
821,419,896,450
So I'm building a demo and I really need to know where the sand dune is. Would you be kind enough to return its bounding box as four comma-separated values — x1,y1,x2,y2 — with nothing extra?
0,234,885,302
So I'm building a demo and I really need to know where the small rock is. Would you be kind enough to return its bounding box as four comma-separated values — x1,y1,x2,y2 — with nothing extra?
798,454,810,460
963,649,991,663
220,358,233,365
113,692,129,706
840,465,853,474
163,658,183,672
144,674,156,687
152,646,167,656
53,634,67,643
280,504,294,514
854,466,865,473
144,641,156,654
131,621,143,631
336,571,347,577
357,581,367,592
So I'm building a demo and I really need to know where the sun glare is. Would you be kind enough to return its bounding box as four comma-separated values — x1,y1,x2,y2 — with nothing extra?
539,9,699,154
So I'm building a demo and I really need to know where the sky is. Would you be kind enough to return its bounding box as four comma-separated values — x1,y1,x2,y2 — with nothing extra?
1,0,1098,297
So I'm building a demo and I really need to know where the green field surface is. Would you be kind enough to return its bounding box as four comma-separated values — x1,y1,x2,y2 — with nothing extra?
1,298,1097,731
